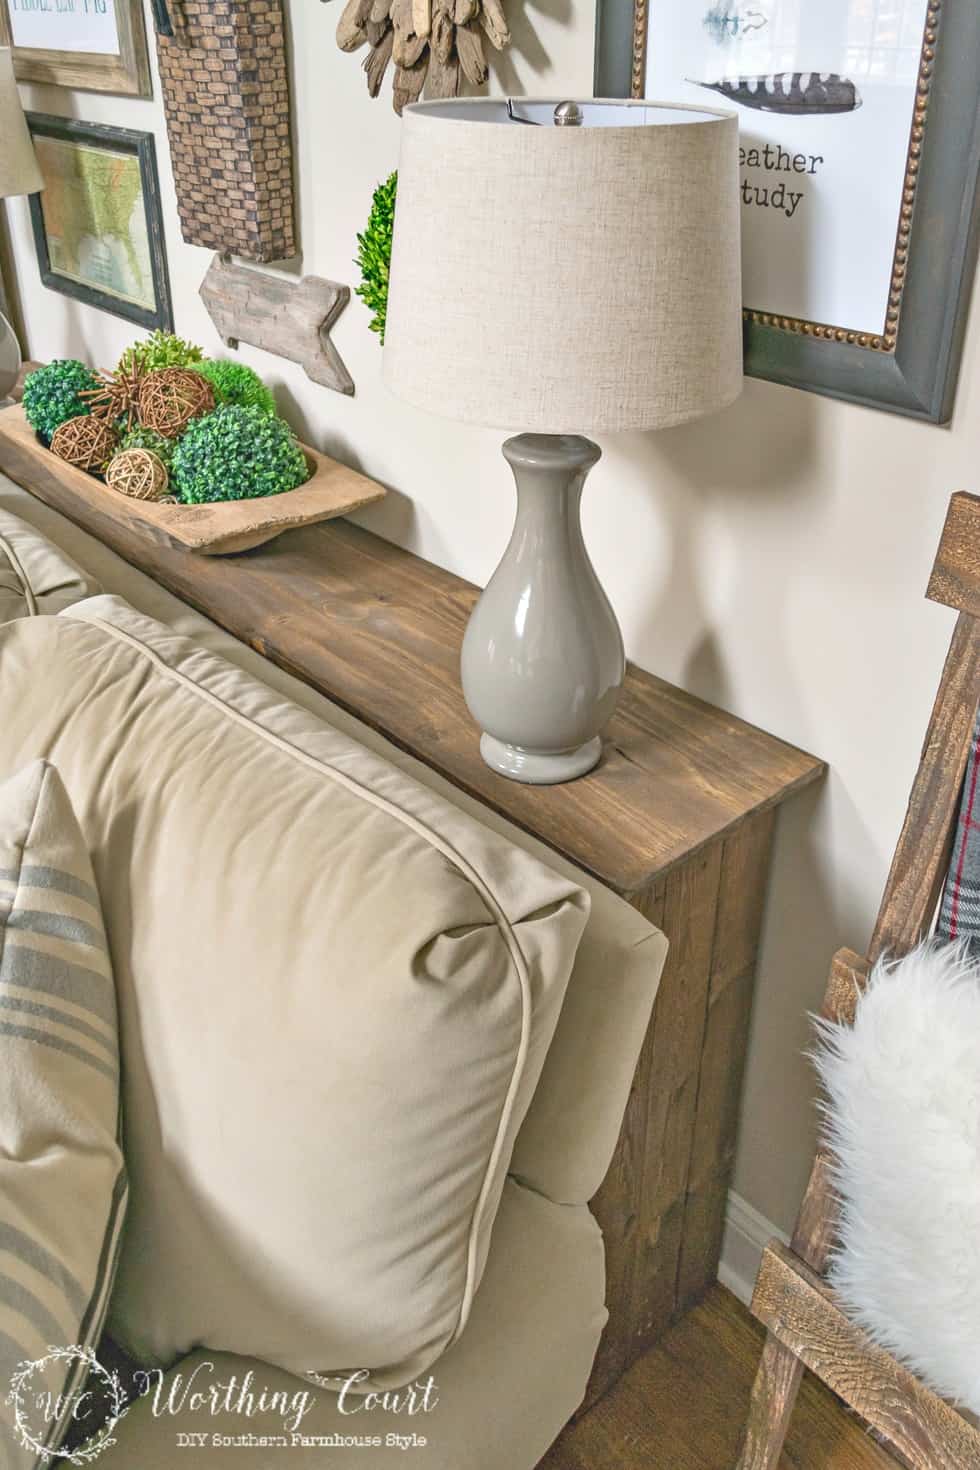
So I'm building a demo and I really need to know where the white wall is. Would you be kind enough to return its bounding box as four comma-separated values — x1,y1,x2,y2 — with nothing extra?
4,0,970,1237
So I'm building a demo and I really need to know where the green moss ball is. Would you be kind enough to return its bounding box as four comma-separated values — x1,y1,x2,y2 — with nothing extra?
190,359,276,416
117,330,204,375
120,422,176,469
22,360,98,441
171,405,308,504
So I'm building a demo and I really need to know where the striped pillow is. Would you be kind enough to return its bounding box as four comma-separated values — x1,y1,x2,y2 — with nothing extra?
0,761,127,1469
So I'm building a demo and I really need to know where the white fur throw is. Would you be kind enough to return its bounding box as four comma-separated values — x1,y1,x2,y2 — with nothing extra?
813,941,980,1415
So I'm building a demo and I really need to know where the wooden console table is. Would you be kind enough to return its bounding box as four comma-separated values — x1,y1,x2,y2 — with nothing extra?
0,404,824,1406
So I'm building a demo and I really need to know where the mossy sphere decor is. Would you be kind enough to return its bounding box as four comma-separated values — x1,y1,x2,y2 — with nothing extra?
117,330,204,376
138,368,216,439
356,171,396,344
22,360,99,441
120,423,176,468
106,448,169,501
50,414,119,473
172,405,309,504
191,359,276,416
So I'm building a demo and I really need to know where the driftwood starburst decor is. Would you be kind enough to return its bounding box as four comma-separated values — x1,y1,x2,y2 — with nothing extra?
336,0,510,113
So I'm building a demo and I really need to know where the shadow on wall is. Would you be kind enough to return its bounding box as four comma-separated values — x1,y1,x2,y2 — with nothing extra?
38,293,95,369
625,377,878,1227
642,367,820,714
275,375,419,545
743,776,878,1217
486,0,573,93
276,0,304,279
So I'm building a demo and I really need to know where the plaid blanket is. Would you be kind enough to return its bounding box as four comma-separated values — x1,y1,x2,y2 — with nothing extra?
937,708,980,950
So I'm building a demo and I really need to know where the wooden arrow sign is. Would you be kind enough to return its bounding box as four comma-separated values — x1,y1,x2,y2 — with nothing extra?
199,253,355,398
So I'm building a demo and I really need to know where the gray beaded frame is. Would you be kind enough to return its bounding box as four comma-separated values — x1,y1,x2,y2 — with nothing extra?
595,0,980,421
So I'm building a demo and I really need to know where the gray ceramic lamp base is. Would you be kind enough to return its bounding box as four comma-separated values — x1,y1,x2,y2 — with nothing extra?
461,433,625,786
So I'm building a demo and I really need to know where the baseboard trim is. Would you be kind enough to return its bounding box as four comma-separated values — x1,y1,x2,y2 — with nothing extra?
718,1191,789,1306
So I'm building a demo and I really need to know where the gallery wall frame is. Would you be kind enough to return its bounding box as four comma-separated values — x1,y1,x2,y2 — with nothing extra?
26,114,173,334
595,0,980,422
0,0,151,97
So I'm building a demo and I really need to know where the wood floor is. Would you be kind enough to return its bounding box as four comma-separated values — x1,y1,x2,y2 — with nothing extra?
539,1285,900,1470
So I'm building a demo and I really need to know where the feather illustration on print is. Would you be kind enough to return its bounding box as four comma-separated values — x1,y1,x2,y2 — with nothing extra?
694,72,862,115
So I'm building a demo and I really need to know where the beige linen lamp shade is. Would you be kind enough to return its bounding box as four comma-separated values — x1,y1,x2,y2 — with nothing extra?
0,48,42,199
384,98,742,435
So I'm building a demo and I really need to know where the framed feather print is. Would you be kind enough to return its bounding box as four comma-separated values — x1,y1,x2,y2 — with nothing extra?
595,0,980,421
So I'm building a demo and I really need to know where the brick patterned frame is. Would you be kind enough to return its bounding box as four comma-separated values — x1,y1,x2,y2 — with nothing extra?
157,0,296,263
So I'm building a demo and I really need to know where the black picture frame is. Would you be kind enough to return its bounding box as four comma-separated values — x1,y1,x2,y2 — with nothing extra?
595,0,980,422
25,114,173,335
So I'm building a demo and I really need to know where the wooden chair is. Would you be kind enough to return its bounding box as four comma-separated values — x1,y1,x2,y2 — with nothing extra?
738,492,980,1470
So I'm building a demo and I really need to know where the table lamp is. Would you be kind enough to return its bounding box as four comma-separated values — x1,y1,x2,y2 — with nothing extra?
384,98,742,784
0,47,42,401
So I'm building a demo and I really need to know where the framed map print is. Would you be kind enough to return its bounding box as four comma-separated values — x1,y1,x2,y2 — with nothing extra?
595,1,980,422
0,0,151,97
26,115,173,334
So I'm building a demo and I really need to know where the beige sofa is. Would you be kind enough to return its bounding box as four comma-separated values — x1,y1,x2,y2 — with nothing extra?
0,476,667,1470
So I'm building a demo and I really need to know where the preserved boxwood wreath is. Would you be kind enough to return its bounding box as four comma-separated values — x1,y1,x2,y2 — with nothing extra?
356,171,396,344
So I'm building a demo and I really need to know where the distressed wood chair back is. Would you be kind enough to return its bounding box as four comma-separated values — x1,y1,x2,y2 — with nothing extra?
738,492,980,1470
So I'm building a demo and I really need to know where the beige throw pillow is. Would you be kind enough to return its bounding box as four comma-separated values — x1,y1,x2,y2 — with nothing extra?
0,761,127,1469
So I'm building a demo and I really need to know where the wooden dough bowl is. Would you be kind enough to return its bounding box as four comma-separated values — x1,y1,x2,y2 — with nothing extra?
0,405,385,555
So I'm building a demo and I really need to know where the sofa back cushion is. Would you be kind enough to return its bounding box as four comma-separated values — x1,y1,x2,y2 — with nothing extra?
0,507,97,620
0,598,588,1388
0,477,670,1208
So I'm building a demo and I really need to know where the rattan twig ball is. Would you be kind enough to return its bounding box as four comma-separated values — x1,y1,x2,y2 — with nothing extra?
50,414,119,473
106,448,169,501
138,368,216,439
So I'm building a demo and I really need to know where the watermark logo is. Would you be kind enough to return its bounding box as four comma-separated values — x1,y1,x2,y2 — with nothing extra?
7,1350,441,1458
7,1345,130,1465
